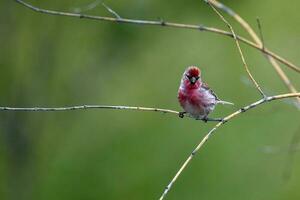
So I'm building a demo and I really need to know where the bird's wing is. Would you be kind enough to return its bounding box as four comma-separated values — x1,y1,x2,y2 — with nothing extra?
201,82,220,101
202,82,234,105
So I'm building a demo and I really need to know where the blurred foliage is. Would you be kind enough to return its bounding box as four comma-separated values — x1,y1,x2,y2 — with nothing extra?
0,0,300,200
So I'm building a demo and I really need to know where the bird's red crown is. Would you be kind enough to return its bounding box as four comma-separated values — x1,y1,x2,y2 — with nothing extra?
186,66,201,77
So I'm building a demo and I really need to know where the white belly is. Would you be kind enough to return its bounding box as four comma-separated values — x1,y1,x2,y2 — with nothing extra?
183,100,215,119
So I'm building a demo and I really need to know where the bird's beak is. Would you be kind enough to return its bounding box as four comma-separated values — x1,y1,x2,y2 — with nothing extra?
190,77,197,84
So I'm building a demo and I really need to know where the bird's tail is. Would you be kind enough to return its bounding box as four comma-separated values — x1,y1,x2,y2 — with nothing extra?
217,100,234,105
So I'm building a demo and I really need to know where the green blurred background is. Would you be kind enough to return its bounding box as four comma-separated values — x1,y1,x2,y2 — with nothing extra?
0,0,300,199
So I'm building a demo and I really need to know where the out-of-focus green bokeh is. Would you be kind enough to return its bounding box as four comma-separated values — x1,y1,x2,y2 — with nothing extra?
0,0,299,199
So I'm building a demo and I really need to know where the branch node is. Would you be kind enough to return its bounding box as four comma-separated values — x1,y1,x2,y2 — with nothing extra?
263,95,268,101
198,24,205,31
221,118,228,124
159,18,166,26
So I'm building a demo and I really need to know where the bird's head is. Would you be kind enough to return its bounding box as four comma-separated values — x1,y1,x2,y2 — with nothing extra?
183,66,202,87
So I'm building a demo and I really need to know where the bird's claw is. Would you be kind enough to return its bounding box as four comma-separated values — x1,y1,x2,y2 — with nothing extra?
221,118,228,124
202,117,208,123
178,112,186,118
199,117,224,122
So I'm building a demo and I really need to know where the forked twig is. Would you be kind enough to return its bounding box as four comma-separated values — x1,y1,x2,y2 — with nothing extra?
207,0,300,108
14,0,300,74
159,92,300,200
206,0,265,97
158,1,299,199
9,0,300,199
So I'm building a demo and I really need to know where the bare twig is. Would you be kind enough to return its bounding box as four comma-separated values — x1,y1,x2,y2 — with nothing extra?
14,0,300,74
159,1,296,198
0,105,179,114
206,0,265,97
10,0,300,198
159,92,300,200
0,105,224,122
207,0,300,108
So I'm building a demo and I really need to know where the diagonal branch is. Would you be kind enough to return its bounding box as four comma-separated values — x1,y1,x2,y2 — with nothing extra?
159,92,300,200
207,0,300,108
14,0,300,74
10,1,300,198
206,0,265,97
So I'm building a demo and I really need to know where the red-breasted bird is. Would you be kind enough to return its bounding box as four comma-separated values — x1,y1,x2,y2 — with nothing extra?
178,66,233,121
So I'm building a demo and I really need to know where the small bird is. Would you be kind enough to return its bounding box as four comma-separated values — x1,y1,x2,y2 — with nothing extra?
178,66,233,121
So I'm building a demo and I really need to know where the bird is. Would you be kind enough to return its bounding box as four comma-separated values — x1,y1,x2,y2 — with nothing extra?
177,66,233,122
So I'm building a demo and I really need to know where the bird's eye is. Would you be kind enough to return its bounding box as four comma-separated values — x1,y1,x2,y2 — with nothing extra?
195,76,200,80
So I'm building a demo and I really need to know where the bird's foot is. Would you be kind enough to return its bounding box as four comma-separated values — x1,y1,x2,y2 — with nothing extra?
197,117,223,122
178,111,186,118
202,117,208,123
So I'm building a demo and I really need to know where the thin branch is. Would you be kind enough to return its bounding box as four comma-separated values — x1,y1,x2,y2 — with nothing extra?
206,0,265,97
0,105,224,122
14,0,300,74
11,1,300,198
207,0,300,108
159,92,300,200
0,105,179,113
